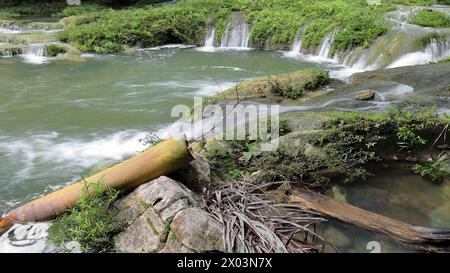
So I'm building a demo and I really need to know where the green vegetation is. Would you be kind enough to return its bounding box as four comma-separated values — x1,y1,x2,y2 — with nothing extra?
439,56,450,63
55,3,111,17
385,0,450,5
55,0,393,54
211,69,330,101
204,107,449,186
383,0,448,6
204,119,291,181
268,70,330,99
48,182,124,253
410,10,450,28
0,2,66,19
412,160,449,183
44,44,67,57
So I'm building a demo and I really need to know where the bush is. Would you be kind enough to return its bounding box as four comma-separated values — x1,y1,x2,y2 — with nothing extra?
44,44,67,57
47,182,124,253
411,160,449,183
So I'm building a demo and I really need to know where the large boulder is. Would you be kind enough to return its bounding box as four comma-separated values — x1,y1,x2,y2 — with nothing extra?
113,176,224,253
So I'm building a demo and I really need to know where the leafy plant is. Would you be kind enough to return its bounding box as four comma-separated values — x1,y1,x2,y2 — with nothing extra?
411,160,449,183
397,126,427,152
47,181,124,253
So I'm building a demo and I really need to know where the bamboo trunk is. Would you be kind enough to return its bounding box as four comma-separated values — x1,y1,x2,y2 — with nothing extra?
289,190,450,251
0,137,194,234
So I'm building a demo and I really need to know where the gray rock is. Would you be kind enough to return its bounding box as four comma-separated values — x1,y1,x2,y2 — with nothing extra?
160,232,194,253
171,153,212,191
170,208,225,252
114,176,224,253
113,176,199,224
114,208,165,253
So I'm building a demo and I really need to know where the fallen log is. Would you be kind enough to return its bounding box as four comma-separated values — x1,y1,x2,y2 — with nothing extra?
289,190,450,252
0,137,194,235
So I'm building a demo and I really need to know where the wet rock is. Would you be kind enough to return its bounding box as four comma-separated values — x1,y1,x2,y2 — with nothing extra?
355,90,375,101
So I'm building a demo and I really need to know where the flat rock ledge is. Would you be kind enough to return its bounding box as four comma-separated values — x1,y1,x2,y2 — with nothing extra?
112,176,224,253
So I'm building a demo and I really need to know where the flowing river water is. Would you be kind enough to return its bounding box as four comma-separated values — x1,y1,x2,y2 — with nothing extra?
1,14,450,252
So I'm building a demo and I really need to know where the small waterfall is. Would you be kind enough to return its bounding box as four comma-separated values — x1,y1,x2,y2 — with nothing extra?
290,28,305,53
0,23,56,34
0,49,13,57
220,13,250,48
316,31,337,58
426,38,450,62
21,44,48,64
204,26,216,48
387,37,450,68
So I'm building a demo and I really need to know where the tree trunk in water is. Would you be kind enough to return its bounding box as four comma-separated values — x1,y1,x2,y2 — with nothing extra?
289,190,450,252
0,137,194,234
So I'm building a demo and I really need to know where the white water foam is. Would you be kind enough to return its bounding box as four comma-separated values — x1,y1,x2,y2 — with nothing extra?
387,38,450,68
0,130,148,178
20,44,49,64
0,223,81,253
144,80,237,97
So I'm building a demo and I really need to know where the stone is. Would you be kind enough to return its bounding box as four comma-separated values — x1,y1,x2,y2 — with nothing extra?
170,208,225,252
160,232,194,253
114,208,165,253
113,176,224,253
171,153,212,191
355,90,376,101
113,176,199,224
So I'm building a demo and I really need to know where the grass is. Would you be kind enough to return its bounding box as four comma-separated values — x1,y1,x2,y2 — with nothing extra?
410,10,450,28
47,181,124,253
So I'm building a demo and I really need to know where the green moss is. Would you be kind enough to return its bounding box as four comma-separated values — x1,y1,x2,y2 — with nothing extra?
146,217,160,236
47,181,125,253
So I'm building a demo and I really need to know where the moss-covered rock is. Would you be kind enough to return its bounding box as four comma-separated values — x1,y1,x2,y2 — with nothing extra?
210,69,330,102
0,43,25,56
44,44,67,57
